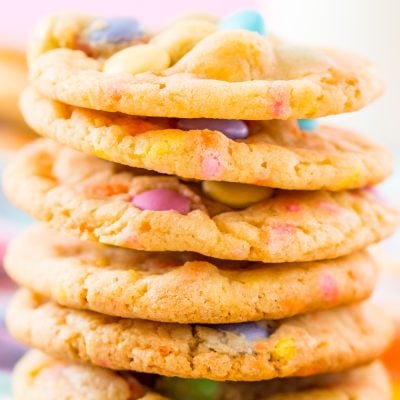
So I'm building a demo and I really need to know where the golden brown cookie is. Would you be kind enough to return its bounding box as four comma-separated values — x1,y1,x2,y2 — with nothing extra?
7,289,394,381
14,351,391,400
5,225,378,323
3,140,398,263
28,14,383,119
13,350,166,400
20,87,392,191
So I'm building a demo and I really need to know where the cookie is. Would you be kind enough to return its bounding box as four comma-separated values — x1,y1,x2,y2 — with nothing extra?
3,140,398,263
20,87,391,191
0,48,27,124
13,350,165,400
7,289,394,381
5,224,378,323
14,351,391,400
29,13,383,120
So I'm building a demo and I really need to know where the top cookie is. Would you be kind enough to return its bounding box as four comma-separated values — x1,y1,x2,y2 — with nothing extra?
28,13,383,119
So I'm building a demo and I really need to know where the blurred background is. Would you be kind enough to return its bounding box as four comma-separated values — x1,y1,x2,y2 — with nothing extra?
0,0,398,398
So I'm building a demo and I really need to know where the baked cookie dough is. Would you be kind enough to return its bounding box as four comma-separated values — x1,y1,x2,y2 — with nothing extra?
3,140,398,263
7,289,394,381
21,87,392,191
29,14,383,120
5,224,378,323
14,350,391,400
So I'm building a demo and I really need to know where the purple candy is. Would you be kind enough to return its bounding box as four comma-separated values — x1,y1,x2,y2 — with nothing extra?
213,322,269,340
177,118,249,140
132,189,191,214
87,17,143,44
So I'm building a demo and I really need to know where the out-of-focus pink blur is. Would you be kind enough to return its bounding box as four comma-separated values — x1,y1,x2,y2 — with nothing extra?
0,0,259,48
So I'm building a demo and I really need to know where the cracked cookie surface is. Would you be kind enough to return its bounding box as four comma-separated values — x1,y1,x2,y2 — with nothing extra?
28,14,383,120
5,225,378,323
21,87,392,191
14,351,391,400
3,140,398,262
7,289,394,381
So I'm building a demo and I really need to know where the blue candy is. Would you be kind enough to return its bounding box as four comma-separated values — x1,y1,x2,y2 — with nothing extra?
87,17,143,44
297,119,319,132
219,10,266,35
214,322,269,340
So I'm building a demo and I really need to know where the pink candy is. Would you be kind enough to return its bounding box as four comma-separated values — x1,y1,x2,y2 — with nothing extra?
201,150,223,179
132,189,191,214
177,118,249,140
320,273,338,303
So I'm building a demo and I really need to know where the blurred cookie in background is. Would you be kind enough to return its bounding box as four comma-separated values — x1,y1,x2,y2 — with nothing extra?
0,47,36,156
0,48,27,125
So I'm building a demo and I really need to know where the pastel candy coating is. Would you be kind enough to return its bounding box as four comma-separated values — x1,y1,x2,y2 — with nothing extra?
202,181,273,209
272,338,296,361
158,378,220,400
103,44,170,75
219,10,266,35
132,189,191,214
177,118,249,140
201,150,223,179
87,17,143,43
214,322,269,340
298,119,319,132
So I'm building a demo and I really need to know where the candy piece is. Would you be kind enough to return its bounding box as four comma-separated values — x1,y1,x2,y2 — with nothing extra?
202,181,273,209
298,119,319,132
213,322,269,340
158,377,220,400
272,338,296,361
177,118,249,140
103,44,170,74
201,150,223,179
132,189,191,214
86,17,143,44
219,10,266,35
320,273,339,303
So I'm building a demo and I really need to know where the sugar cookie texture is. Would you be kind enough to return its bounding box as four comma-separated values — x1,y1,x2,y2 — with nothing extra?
4,10,397,400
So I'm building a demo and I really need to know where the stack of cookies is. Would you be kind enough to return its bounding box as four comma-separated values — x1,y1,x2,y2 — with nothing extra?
3,10,399,399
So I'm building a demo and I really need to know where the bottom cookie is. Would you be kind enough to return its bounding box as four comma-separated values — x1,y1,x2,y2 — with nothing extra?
14,350,391,400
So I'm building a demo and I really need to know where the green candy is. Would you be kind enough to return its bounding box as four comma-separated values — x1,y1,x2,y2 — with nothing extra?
158,377,221,400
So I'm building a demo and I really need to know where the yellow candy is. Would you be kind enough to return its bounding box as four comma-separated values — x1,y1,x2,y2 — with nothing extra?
150,20,216,64
103,44,170,75
202,181,273,209
272,338,296,361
